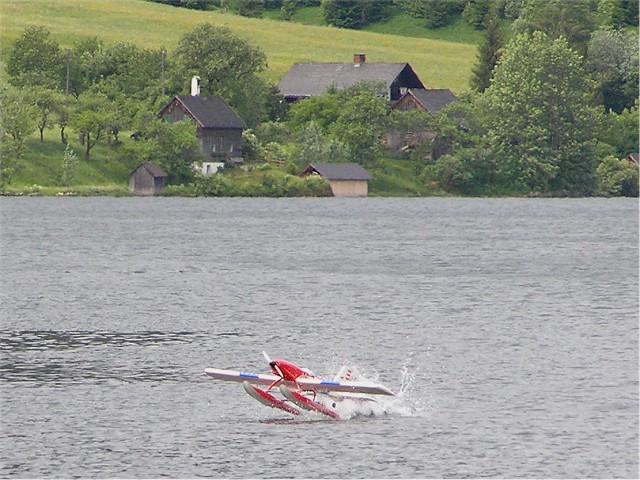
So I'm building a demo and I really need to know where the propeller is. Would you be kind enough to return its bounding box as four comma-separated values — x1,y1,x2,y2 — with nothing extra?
263,351,284,379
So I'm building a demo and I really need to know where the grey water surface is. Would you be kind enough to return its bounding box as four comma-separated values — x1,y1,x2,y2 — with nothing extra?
1,197,638,478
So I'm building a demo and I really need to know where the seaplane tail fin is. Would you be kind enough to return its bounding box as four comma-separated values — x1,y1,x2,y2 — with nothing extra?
334,366,353,382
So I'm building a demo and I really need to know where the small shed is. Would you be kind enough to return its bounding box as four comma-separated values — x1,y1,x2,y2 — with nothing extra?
300,163,373,197
626,153,639,164
129,162,168,196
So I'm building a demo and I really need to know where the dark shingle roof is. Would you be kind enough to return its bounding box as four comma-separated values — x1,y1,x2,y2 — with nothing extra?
278,62,424,99
407,88,458,114
303,163,373,181
165,95,247,129
136,162,167,178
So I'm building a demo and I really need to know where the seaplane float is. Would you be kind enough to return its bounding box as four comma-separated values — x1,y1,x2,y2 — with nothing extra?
204,352,395,419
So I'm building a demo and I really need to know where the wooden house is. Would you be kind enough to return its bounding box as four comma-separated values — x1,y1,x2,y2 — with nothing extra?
158,85,247,169
300,163,373,197
393,88,458,115
387,88,458,156
278,53,425,102
129,162,168,196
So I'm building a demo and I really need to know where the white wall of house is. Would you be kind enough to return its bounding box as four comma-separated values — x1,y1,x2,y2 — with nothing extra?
195,162,225,175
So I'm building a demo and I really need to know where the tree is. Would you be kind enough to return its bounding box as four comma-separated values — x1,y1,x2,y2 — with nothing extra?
281,0,297,20
61,144,79,186
597,0,639,28
513,0,596,56
124,119,202,185
599,105,640,158
27,87,63,143
225,0,264,17
495,0,527,19
7,26,63,89
67,36,103,97
292,121,349,167
68,38,165,104
482,31,601,193
287,92,342,133
54,95,76,144
0,84,37,186
597,0,627,28
586,28,639,113
423,147,502,195
463,0,492,29
322,0,388,29
469,13,504,92
287,82,389,166
170,23,268,124
145,0,212,8
596,156,639,196
89,79,138,145
329,83,390,165
70,93,112,160
620,0,639,26
397,0,465,28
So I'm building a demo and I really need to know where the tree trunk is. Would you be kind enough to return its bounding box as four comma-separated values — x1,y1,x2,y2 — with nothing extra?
85,133,91,160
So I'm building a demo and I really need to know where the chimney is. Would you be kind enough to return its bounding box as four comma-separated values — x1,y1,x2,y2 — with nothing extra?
354,53,366,66
190,76,201,96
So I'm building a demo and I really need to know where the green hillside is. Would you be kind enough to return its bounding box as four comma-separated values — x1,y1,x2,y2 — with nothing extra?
0,0,476,93
0,0,479,196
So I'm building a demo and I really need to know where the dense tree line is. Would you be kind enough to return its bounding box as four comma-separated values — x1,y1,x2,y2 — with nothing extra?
144,0,638,31
1,2,638,196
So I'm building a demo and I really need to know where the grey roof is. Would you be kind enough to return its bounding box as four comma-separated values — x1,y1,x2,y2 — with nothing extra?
407,88,458,114
135,162,167,178
163,95,247,129
279,62,424,99
303,163,373,181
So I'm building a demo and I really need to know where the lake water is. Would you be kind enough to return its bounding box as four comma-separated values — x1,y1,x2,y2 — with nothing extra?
1,197,638,478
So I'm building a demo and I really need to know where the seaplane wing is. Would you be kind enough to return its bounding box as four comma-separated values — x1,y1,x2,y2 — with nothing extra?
203,367,395,396
204,368,280,387
296,377,395,396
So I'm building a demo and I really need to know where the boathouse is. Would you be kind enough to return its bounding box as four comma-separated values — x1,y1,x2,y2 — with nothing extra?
300,163,373,197
129,162,168,196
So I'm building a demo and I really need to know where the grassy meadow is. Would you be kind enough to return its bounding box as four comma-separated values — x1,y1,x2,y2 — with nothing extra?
0,0,477,92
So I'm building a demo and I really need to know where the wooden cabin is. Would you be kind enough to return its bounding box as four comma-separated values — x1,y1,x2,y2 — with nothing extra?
387,88,459,156
300,163,373,197
129,162,168,196
158,85,247,167
392,88,458,115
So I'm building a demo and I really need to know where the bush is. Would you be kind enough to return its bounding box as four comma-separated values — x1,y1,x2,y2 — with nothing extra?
596,156,639,197
193,173,233,196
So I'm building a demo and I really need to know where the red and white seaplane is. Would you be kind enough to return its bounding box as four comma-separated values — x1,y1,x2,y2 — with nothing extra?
204,352,395,419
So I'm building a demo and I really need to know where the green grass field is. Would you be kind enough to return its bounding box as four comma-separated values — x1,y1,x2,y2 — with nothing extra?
0,0,477,93
6,128,138,191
